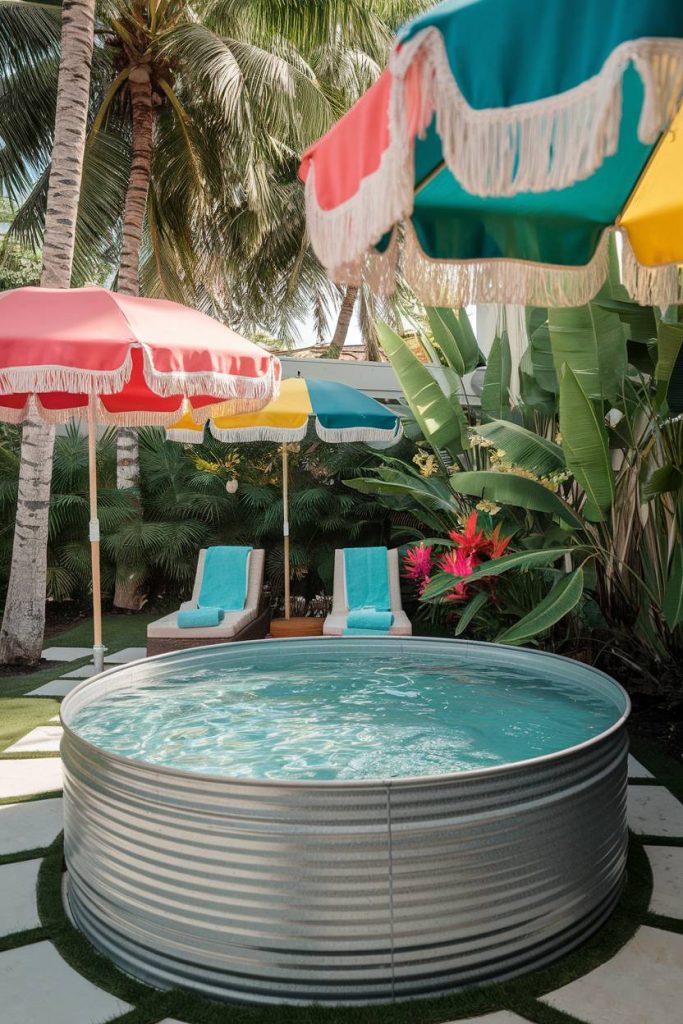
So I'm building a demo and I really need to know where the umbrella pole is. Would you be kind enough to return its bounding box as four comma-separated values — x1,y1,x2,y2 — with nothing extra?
282,442,290,619
87,398,105,674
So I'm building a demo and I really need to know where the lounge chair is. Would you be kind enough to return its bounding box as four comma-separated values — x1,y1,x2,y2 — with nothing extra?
323,547,412,637
147,547,270,656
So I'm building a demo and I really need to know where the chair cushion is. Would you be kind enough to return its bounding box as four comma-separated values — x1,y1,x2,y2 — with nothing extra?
147,606,257,640
323,610,412,637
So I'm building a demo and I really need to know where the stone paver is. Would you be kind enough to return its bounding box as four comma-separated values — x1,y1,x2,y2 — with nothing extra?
645,846,683,919
0,941,131,1024
6,726,63,754
104,646,146,664
60,665,97,680
0,758,63,799
627,786,683,837
27,678,80,698
41,647,92,662
542,926,683,1024
0,798,63,855
0,859,41,937
59,663,96,679
444,1014,532,1024
628,755,653,779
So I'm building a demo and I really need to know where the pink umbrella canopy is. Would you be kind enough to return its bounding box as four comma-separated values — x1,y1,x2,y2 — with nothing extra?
0,287,280,424
0,287,280,671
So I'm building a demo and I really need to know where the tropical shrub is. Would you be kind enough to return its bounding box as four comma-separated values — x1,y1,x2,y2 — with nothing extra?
349,265,683,680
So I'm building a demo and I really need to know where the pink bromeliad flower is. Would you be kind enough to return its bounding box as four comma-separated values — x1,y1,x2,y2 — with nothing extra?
448,511,487,557
439,548,478,602
485,522,512,560
403,543,433,583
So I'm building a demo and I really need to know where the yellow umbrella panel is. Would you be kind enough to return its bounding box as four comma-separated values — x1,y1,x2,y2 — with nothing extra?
619,105,683,307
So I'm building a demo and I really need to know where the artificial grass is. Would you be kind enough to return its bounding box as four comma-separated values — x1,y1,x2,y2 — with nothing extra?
44,611,156,652
0,698,60,753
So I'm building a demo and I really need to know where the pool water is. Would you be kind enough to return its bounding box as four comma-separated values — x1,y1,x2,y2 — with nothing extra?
68,646,624,781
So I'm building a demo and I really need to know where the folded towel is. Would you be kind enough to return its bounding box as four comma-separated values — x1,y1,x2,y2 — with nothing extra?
177,607,224,629
347,609,394,631
343,627,393,636
343,547,390,611
198,546,252,612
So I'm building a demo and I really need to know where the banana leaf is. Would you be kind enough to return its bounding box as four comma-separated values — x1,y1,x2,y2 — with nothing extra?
530,322,558,394
640,464,683,502
519,347,556,415
655,320,683,412
377,320,469,456
449,470,582,528
549,303,627,404
426,307,479,375
559,366,614,521
481,332,512,422
421,547,575,600
344,474,455,515
496,567,584,644
663,545,683,631
475,420,565,476
454,590,488,636
426,307,465,375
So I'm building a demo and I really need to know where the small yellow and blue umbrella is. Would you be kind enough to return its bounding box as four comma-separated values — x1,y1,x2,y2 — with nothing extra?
299,0,683,309
167,378,403,618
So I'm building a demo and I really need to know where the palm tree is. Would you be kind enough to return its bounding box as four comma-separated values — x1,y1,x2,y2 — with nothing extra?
0,0,96,665
0,0,425,642
326,286,359,358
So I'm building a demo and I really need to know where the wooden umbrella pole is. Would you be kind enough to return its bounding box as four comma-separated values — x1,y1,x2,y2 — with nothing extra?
282,442,290,619
87,397,105,673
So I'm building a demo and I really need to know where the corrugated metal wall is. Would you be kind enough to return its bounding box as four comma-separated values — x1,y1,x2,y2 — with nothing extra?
61,639,629,1005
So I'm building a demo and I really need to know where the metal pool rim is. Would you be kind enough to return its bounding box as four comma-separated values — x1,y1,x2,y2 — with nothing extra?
60,635,631,789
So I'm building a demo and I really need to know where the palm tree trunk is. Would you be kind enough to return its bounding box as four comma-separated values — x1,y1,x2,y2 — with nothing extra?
364,323,382,362
117,67,153,295
0,0,96,666
325,285,358,358
114,67,153,611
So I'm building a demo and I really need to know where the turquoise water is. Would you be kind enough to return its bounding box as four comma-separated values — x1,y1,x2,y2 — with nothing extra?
68,646,625,781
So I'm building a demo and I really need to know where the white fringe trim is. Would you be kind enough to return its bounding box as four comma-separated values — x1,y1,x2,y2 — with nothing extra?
304,35,425,278
621,232,683,310
140,345,281,402
315,420,403,444
0,394,275,428
0,345,280,407
209,422,309,444
0,352,134,398
305,28,683,274
165,427,206,443
399,221,613,307
418,31,683,198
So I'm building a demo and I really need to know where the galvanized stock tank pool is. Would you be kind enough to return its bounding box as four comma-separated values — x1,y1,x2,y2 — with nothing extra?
60,637,630,1005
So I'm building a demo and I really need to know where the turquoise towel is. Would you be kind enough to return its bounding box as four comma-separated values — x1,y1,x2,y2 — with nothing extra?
343,547,390,611
177,607,223,628
343,627,393,636
198,546,252,612
347,610,394,631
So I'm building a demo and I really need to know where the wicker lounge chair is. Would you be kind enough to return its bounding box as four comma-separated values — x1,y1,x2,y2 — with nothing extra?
147,548,270,656
323,548,412,637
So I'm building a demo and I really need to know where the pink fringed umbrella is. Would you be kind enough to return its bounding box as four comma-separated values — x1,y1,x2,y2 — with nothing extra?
0,287,280,669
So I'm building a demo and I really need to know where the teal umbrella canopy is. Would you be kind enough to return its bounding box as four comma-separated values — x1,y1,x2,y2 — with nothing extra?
300,0,683,308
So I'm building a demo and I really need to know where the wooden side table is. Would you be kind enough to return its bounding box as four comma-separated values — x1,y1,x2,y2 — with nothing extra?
269,617,325,639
